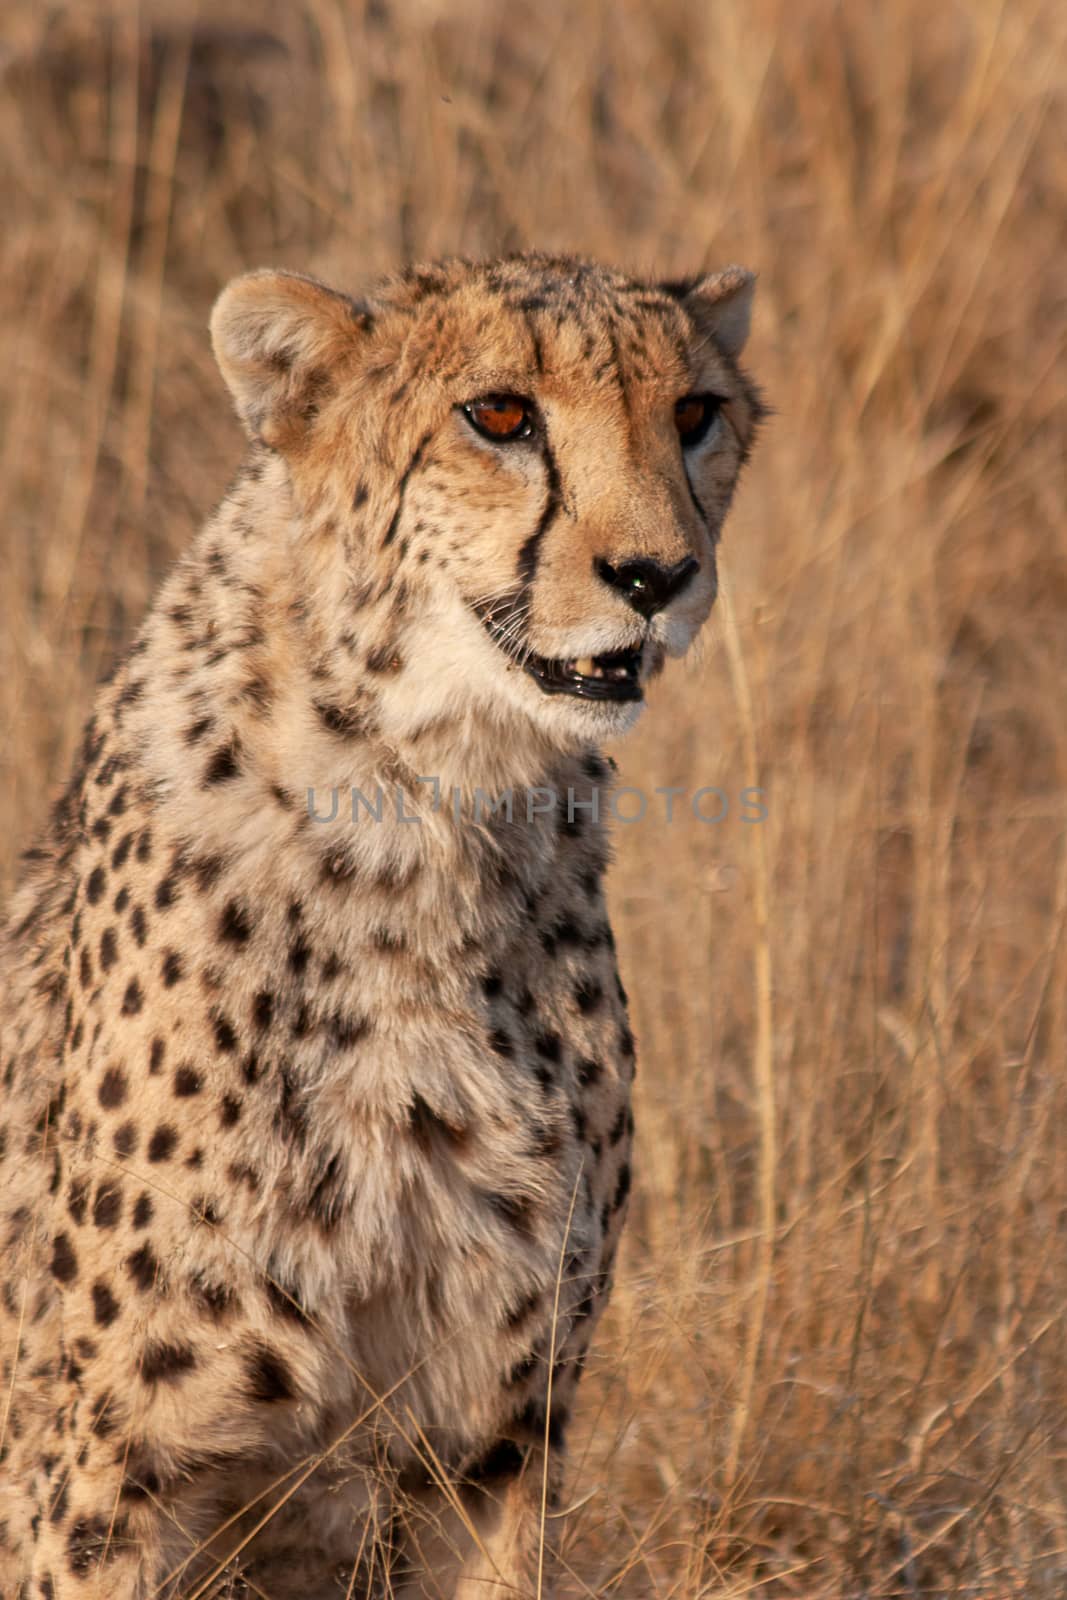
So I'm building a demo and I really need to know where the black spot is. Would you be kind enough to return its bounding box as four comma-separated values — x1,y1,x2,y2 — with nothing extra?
67,1178,89,1227
66,1514,118,1576
574,979,603,1014
88,1391,116,1437
513,1397,568,1450
192,853,225,892
184,715,213,745
121,979,143,1016
306,1150,345,1230
329,1011,367,1049
86,866,106,905
276,1067,308,1148
252,991,274,1030
219,901,253,944
140,1340,196,1384
244,1343,295,1403
554,917,585,948
213,1015,237,1053
126,1243,159,1293
228,1161,260,1193
288,935,311,974
161,951,183,986
577,1057,602,1088
219,1095,242,1128
506,1351,539,1387
535,1032,562,1064
619,1025,636,1061
92,1181,122,1229
130,905,148,946
173,1066,202,1097
132,1192,153,1229
265,1268,310,1325
190,1272,237,1319
113,885,130,912
154,874,180,910
465,1439,527,1485
147,1125,177,1162
120,1463,162,1503
315,701,368,739
408,1094,469,1151
365,644,403,673
50,1233,78,1284
136,828,152,862
98,1067,127,1108
489,1027,514,1060
613,1162,632,1210
504,1288,541,1329
204,739,241,785
90,1280,120,1326
148,1036,165,1074
99,928,118,972
484,1191,535,1234
481,971,503,998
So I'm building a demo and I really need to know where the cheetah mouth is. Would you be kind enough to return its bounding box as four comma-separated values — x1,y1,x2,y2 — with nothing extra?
473,600,646,703
523,646,644,703
476,598,652,704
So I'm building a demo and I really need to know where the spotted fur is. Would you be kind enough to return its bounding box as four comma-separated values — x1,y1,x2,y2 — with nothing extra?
0,252,762,1598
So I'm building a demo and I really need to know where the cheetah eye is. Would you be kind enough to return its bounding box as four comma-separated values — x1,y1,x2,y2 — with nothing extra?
674,394,724,449
462,394,535,443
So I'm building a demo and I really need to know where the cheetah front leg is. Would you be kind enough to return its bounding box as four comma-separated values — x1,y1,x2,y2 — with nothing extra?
395,1441,562,1600
25,1449,167,1600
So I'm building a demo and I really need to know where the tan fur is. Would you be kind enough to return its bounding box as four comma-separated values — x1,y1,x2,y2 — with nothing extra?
0,252,762,1598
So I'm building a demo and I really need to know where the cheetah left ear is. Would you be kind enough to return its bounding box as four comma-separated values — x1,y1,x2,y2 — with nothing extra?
662,265,756,359
210,269,373,449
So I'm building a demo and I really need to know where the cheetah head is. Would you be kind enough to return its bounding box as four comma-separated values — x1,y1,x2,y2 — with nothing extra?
211,255,762,749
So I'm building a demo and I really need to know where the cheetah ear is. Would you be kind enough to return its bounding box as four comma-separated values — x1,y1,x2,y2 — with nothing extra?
662,265,756,359
210,269,372,448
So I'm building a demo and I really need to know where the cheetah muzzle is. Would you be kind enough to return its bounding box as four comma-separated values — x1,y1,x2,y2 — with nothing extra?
0,250,763,1600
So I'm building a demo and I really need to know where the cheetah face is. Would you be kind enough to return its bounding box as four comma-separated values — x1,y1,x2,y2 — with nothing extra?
211,256,763,746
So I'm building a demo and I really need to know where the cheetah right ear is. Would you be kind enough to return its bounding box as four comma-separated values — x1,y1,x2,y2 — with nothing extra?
661,266,756,359
210,270,373,450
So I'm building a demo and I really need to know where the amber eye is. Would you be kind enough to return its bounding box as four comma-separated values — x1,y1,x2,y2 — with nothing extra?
674,393,723,448
462,394,535,442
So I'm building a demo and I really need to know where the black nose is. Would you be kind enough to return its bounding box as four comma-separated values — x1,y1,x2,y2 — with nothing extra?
594,556,699,619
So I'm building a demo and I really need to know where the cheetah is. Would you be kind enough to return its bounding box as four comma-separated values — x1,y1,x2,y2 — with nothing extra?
0,253,762,1598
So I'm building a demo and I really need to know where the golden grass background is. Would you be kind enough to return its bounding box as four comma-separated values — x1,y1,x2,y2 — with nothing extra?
2,0,1065,1592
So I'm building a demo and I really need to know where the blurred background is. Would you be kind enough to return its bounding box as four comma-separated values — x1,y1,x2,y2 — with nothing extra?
1,0,1065,1592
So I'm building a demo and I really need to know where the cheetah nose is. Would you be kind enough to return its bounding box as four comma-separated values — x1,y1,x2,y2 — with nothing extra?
594,556,699,619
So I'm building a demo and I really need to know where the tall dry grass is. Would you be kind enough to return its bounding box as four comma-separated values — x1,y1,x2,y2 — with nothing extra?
1,0,1065,1592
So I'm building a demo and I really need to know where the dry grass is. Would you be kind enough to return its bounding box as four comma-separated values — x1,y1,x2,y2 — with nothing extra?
2,0,1066,1592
